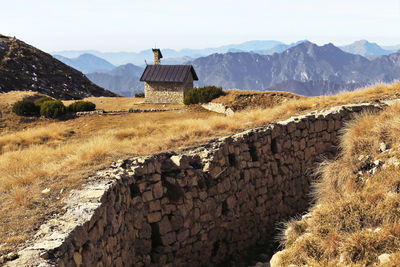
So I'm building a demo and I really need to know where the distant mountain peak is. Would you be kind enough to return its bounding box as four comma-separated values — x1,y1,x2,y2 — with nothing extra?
286,41,320,55
301,40,313,45
340,40,392,57
79,53,100,58
53,53,115,74
324,42,336,48
354,39,369,44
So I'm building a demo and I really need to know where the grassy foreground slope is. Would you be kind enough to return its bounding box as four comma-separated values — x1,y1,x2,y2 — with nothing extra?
273,103,400,266
1,84,400,257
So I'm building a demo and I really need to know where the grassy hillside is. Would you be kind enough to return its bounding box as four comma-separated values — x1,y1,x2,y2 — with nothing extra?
1,83,400,258
272,102,400,266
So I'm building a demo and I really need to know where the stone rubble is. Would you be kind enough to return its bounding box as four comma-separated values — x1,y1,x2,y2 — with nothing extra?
201,102,235,116
76,108,175,116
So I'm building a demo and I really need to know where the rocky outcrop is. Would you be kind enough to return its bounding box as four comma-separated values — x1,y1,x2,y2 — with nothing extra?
201,102,234,116
6,103,381,266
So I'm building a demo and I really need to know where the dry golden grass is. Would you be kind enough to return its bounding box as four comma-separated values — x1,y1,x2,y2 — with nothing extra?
63,96,182,111
0,124,74,153
1,82,400,257
278,103,400,266
62,96,141,110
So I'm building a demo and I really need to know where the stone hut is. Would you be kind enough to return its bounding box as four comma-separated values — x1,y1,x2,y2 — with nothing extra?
140,49,199,104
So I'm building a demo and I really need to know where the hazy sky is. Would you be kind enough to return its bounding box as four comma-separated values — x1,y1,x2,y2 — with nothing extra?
2,0,400,52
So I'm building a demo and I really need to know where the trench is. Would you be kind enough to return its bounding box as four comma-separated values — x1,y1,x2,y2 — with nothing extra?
7,103,382,267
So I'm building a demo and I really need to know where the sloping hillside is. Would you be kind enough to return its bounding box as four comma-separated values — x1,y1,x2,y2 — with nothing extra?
0,34,117,99
271,102,400,266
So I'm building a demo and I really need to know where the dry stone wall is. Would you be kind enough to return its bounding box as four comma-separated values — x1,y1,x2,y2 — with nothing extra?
7,103,382,267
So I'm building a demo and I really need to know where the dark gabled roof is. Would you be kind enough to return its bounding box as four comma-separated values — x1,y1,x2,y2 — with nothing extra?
140,65,199,82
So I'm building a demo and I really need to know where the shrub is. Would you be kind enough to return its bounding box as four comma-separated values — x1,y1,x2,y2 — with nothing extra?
40,100,66,118
67,101,96,112
184,86,224,105
33,97,53,107
135,93,145,98
12,100,40,116
184,89,199,105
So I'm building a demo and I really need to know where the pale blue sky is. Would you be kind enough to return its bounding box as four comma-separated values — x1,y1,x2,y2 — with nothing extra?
2,0,400,52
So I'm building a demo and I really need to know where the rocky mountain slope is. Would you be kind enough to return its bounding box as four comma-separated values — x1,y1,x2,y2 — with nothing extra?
189,41,400,95
53,53,115,74
0,34,117,99
86,63,144,97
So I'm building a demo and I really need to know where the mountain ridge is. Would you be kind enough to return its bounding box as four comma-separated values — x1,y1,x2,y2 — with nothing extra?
67,40,400,97
187,41,400,95
51,40,287,66
53,53,115,74
52,39,400,66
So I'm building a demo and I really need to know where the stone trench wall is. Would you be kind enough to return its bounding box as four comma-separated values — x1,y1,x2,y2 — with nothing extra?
7,103,381,267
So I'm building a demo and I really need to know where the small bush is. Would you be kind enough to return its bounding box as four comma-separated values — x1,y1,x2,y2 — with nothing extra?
40,100,66,118
12,100,40,116
33,97,53,107
184,86,224,105
67,101,96,112
135,93,145,98
184,89,199,105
